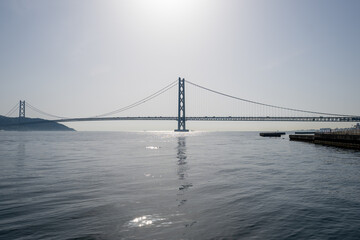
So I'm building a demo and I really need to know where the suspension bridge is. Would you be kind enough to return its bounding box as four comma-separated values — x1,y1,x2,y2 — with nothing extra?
2,78,360,131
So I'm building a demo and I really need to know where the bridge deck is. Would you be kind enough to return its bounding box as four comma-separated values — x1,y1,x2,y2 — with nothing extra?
53,116,360,123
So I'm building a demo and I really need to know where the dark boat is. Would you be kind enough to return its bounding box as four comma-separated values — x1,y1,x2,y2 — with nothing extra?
260,132,286,137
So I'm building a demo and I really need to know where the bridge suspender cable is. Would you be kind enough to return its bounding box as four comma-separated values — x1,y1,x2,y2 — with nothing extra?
186,80,358,117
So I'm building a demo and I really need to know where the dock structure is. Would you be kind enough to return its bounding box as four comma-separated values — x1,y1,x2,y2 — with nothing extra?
290,130,360,149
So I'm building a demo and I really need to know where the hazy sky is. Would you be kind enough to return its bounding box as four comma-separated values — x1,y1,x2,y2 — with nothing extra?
1,0,359,131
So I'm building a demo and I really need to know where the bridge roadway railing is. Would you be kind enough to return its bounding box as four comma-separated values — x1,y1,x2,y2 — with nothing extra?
53,116,360,123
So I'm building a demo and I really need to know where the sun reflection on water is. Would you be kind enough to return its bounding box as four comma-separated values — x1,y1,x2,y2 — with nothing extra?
132,216,153,227
128,215,167,228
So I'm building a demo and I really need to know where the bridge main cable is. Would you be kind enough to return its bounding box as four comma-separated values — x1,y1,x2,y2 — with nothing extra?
186,80,358,117
26,102,68,119
4,102,19,117
15,80,178,121
93,80,178,118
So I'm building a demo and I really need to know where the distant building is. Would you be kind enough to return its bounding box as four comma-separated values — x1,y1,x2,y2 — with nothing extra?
320,128,331,132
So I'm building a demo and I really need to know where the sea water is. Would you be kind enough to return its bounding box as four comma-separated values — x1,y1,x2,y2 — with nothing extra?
1,131,360,239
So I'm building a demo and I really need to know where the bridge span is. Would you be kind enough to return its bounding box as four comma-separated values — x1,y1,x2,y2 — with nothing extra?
4,77,360,131
53,116,360,123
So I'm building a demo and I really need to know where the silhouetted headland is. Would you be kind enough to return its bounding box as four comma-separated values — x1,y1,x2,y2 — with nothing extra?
0,116,74,131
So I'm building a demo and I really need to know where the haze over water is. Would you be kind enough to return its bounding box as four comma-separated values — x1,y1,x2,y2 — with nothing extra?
1,131,360,239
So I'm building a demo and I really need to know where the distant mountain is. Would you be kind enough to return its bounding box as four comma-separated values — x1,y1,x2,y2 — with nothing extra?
0,116,75,131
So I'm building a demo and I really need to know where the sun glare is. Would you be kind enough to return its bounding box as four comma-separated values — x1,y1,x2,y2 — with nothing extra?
143,0,188,12
133,0,200,18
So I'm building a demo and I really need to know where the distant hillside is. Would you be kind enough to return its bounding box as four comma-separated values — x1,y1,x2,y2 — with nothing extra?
0,116,75,131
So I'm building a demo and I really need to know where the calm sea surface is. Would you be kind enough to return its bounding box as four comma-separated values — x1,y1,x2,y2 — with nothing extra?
1,131,360,240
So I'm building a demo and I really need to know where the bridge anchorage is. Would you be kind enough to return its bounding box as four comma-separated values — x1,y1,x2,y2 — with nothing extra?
175,77,189,132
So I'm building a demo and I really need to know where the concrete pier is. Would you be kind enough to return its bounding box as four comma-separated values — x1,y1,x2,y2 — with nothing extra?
289,134,314,142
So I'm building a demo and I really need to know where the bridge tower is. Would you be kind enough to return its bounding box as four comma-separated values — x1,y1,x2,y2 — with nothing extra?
19,100,25,119
175,77,189,132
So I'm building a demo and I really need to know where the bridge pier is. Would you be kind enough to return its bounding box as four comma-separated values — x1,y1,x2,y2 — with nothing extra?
175,77,189,132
